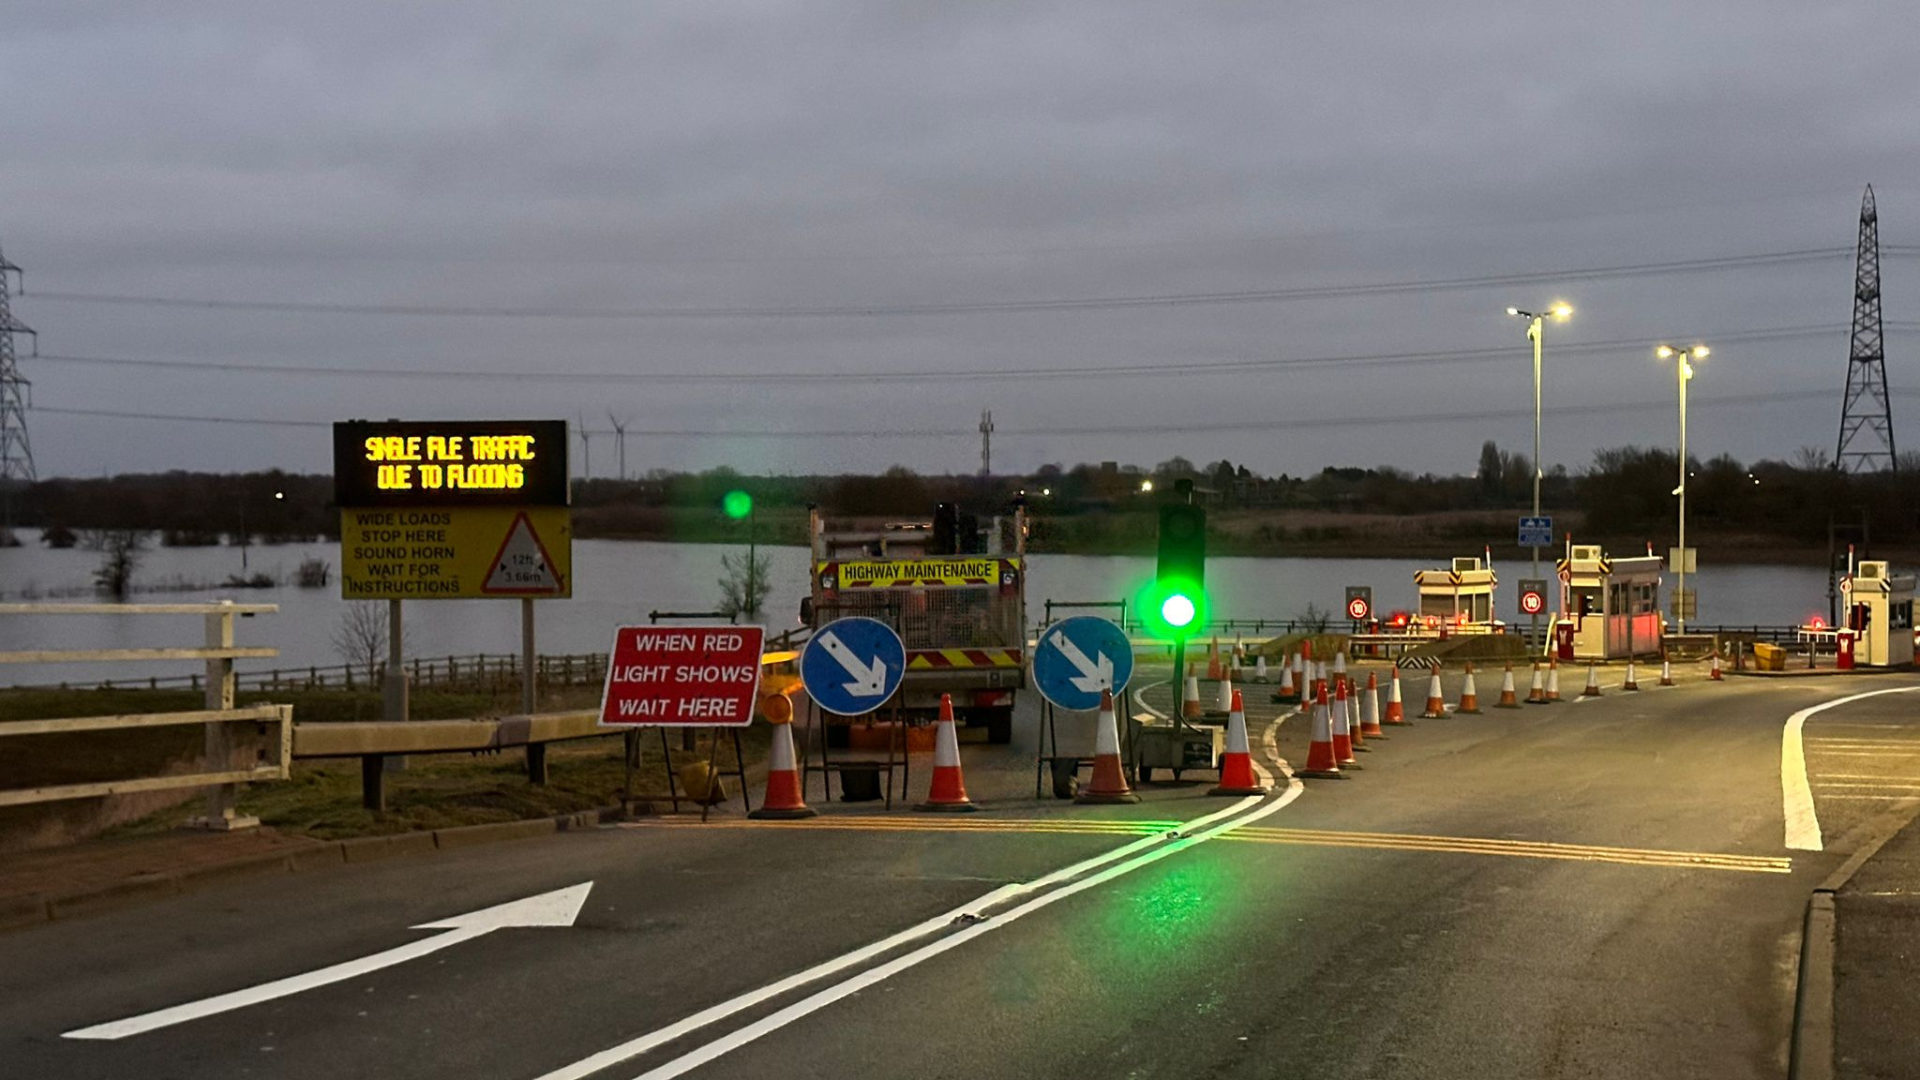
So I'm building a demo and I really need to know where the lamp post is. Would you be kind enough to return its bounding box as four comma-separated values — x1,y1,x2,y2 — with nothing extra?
1507,302,1572,646
1656,345,1708,631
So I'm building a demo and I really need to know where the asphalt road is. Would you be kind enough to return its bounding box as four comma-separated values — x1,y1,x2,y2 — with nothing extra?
4,662,1912,1080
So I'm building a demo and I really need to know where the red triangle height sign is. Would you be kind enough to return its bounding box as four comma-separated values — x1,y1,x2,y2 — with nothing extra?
482,512,564,596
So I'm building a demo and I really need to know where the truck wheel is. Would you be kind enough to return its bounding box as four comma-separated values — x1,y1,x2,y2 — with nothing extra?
983,707,1014,745
1135,765,1151,784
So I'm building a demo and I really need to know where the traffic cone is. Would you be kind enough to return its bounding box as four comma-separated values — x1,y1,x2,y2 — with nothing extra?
1207,638,1223,681
1384,668,1409,725
1291,649,1306,694
748,717,816,820
1546,658,1562,702
1622,659,1639,691
1314,660,1330,703
1348,678,1369,752
1183,674,1202,719
1710,653,1723,681
1495,663,1521,708
1297,684,1346,780
1216,674,1234,715
1660,655,1675,687
1526,662,1547,704
1273,654,1297,704
1333,678,1362,768
1076,690,1139,805
1422,667,1447,718
1333,651,1348,685
1582,662,1601,697
1457,663,1482,714
1360,671,1387,739
1210,690,1268,796
917,694,978,812
1253,655,1269,684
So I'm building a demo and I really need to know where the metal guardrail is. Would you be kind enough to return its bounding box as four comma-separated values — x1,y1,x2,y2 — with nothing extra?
0,602,285,828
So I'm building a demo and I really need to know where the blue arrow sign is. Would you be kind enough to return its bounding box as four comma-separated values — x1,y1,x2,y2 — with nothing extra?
1031,615,1134,713
801,616,906,716
1518,515,1554,548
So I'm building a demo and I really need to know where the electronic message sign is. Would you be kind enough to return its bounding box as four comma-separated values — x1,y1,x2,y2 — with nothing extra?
332,420,569,508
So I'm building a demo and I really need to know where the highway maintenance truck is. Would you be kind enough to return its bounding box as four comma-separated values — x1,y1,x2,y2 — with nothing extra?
803,504,1028,743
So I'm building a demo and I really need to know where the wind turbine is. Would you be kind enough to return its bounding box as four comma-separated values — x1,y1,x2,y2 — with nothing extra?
606,412,629,481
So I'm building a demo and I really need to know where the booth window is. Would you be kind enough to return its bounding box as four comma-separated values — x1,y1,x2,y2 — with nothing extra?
1894,601,1914,631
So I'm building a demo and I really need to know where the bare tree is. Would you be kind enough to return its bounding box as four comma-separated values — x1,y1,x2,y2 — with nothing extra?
1792,445,1833,472
1295,602,1332,634
717,549,771,623
91,530,149,599
331,601,391,681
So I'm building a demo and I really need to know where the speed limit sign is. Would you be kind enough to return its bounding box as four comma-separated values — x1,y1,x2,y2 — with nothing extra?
1518,577,1548,616
1344,586,1372,622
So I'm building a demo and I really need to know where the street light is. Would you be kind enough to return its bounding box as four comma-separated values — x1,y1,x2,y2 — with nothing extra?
1655,344,1708,631
1140,479,1154,493
1508,302,1572,645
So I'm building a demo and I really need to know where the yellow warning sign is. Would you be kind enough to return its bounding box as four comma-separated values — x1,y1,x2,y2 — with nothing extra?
339,507,572,600
831,557,1015,589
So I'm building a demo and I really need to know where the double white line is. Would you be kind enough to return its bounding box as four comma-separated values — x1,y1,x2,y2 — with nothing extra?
534,713,1301,1080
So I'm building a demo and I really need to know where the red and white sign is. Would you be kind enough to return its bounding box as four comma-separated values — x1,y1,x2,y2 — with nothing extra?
1519,589,1546,616
1346,596,1371,621
599,624,764,727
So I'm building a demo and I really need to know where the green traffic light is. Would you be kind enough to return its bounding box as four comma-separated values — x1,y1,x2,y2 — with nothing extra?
1162,593,1196,628
721,489,753,520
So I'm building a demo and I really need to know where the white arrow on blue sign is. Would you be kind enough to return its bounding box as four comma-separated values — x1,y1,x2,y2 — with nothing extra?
801,616,906,716
1031,615,1134,713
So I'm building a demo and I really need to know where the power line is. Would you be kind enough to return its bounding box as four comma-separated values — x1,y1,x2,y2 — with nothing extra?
27,247,1887,322
33,386,1901,440
38,322,1917,386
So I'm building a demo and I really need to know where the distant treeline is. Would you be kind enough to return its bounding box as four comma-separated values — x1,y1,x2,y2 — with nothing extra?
2,442,1914,555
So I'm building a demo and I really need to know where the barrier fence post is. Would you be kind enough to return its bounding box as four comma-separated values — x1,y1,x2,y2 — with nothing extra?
192,602,257,831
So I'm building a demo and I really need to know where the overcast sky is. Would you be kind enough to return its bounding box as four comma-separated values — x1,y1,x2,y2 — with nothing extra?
3,1,1917,482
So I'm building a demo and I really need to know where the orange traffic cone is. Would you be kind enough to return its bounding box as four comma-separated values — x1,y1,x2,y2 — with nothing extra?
1333,650,1348,686
1332,678,1362,768
1253,655,1270,684
1622,659,1640,691
1290,649,1306,693
1274,652,1298,703
1076,690,1139,805
1710,653,1723,681
1314,660,1330,703
1546,658,1562,702
1183,674,1202,719
1210,690,1268,796
1298,684,1345,779
1526,662,1547,704
1582,662,1602,697
1495,663,1521,708
1348,678,1369,752
1422,667,1447,718
1360,671,1387,739
748,713,816,820
1660,655,1675,686
1207,638,1223,681
1457,662,1482,714
917,694,977,812
1384,668,1409,725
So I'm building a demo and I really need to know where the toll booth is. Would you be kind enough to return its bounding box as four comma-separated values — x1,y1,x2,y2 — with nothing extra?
1555,545,1663,660
1842,561,1915,667
1414,557,1498,629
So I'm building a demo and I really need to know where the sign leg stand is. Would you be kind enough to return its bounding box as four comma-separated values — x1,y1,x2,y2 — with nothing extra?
730,728,752,816
659,729,681,813
383,598,409,775
700,730,722,823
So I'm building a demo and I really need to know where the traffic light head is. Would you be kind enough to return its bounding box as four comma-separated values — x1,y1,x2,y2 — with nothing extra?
1143,501,1206,637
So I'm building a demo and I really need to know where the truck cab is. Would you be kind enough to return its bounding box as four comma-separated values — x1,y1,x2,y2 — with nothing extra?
805,504,1027,742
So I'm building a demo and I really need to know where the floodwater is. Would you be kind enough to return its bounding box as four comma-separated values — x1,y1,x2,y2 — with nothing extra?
0,532,1834,687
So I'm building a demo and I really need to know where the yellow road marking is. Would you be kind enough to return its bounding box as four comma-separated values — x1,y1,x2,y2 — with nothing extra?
620,818,1788,872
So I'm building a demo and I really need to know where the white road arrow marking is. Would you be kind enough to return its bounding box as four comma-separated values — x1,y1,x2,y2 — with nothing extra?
817,631,888,697
1047,630,1114,694
62,881,593,1041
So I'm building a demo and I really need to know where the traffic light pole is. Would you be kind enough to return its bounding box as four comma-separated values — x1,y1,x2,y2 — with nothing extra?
1170,632,1188,734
